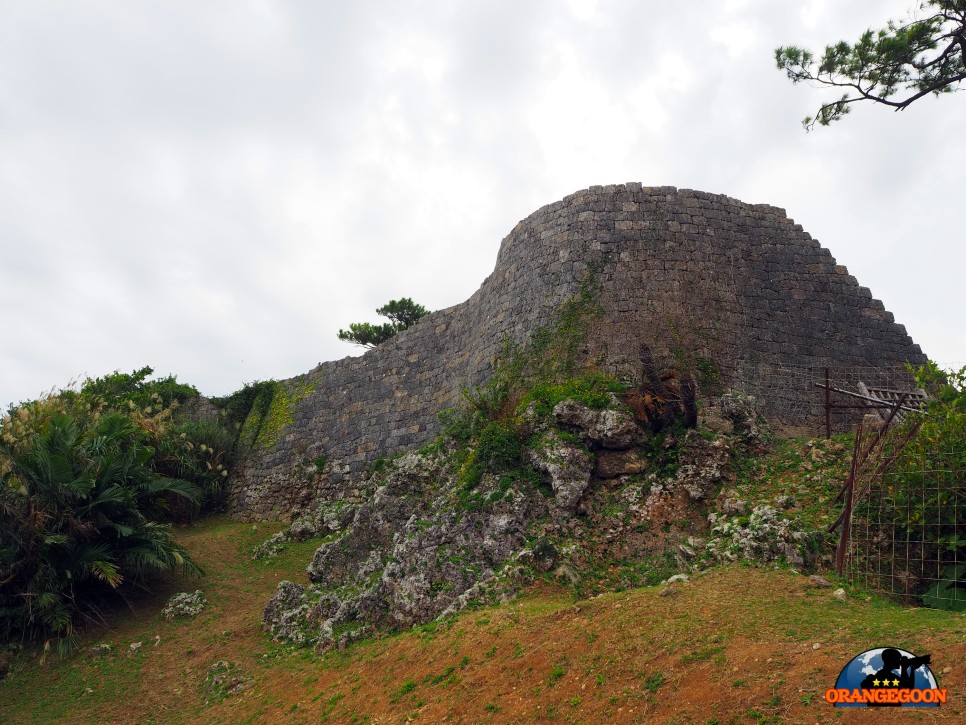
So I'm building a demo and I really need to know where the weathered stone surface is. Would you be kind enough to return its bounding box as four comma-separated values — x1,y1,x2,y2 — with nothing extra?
260,393,843,650
594,448,648,479
698,409,734,434
528,430,594,513
251,531,287,560
674,436,731,501
514,538,559,572
705,505,823,568
205,660,249,701
552,401,644,450
618,431,734,528
161,590,207,621
720,393,767,445
229,184,927,522
263,581,316,646
265,450,546,651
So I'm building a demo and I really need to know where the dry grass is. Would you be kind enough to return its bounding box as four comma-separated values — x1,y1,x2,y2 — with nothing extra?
1,517,964,724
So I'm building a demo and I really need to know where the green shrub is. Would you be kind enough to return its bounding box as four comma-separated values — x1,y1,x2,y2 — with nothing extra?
0,394,202,653
873,363,966,606
517,372,630,419
211,379,280,454
80,366,198,411
921,563,966,611
432,278,614,507
447,271,605,438
461,421,526,490
154,419,237,519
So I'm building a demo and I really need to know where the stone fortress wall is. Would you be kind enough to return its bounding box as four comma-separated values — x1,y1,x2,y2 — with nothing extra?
230,184,926,521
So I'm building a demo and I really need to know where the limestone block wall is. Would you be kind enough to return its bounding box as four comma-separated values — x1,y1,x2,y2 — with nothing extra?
230,184,926,521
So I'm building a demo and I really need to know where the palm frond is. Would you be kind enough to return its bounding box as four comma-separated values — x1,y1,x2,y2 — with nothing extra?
145,476,202,503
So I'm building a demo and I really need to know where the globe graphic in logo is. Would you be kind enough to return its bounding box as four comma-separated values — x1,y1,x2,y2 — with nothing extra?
833,647,940,708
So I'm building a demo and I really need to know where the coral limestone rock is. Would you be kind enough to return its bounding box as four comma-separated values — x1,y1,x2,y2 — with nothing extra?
528,430,594,514
552,400,645,449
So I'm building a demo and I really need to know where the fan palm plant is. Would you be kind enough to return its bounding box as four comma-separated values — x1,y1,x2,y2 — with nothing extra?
0,406,202,653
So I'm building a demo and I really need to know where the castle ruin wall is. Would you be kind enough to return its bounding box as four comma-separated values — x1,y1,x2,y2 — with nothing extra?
230,184,926,521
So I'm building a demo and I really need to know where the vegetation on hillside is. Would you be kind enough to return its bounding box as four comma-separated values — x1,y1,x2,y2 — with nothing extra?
0,368,235,654
869,362,966,609
1,517,963,724
1,268,963,721
211,378,315,454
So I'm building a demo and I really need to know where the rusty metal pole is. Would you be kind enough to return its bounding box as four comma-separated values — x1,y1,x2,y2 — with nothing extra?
836,424,862,576
824,367,831,439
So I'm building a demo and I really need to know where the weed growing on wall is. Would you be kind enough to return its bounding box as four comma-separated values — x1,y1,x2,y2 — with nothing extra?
247,381,314,451
435,273,624,503
518,373,631,419
446,271,611,429
213,378,315,454
461,421,527,490
212,380,280,452
459,272,606,426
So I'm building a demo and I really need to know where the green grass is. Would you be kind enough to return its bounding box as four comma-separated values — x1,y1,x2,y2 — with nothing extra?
729,435,852,530
3,511,966,724
547,664,566,686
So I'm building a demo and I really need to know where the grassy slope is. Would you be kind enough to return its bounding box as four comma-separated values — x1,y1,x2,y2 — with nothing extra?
1,513,963,725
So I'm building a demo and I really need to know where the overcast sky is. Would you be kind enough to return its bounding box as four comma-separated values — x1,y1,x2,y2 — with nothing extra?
2,0,963,409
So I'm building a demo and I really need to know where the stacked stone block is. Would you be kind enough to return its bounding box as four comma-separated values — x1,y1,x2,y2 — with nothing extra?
230,184,926,521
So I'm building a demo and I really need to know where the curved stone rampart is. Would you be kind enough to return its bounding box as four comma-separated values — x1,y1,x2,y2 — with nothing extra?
230,184,925,521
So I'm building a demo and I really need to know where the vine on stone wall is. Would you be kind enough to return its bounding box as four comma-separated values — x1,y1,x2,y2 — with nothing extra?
435,269,632,500
459,270,606,427
244,381,315,450
213,380,278,454
214,378,315,454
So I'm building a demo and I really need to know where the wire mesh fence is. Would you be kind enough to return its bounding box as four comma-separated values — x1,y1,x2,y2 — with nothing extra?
723,360,964,609
845,449,964,610
728,362,921,436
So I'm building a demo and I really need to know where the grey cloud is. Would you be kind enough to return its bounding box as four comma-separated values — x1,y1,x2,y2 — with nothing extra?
1,0,963,412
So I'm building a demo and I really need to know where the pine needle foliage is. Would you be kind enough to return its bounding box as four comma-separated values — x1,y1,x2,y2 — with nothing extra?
338,298,430,348
777,0,966,129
